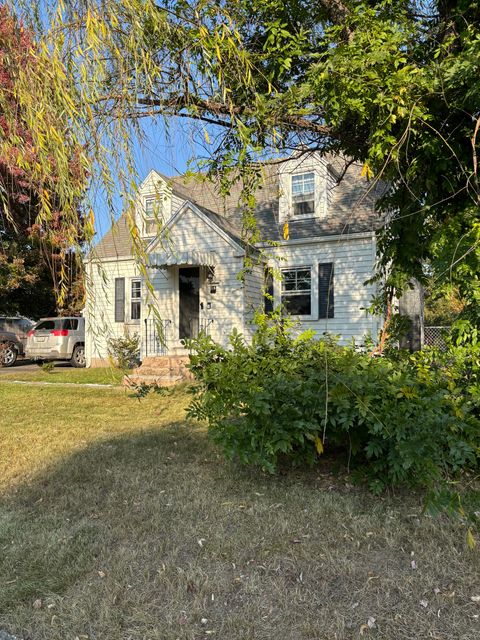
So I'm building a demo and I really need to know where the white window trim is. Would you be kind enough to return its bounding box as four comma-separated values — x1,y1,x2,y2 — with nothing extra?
142,190,169,237
277,264,318,321
129,278,141,323
278,159,329,224
291,172,316,219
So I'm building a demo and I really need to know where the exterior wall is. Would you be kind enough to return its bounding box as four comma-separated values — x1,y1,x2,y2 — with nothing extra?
84,257,140,366
267,233,381,345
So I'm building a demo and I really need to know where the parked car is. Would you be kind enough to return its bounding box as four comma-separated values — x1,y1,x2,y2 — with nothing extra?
26,317,86,368
0,330,22,367
0,316,34,367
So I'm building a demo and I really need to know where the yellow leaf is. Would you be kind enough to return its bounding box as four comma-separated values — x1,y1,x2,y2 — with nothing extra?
314,435,324,456
283,221,289,240
467,527,476,550
204,129,211,144
361,162,374,180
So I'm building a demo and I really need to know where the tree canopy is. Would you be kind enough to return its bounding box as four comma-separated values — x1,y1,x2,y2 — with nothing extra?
5,0,480,325
0,4,87,316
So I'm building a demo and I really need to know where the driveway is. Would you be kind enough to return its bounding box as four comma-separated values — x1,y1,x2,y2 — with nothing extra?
0,360,72,375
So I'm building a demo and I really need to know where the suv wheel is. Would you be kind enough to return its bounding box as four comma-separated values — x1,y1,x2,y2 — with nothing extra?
71,345,86,368
1,342,18,367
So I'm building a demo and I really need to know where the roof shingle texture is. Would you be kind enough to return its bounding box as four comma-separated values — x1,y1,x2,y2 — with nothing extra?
91,157,382,260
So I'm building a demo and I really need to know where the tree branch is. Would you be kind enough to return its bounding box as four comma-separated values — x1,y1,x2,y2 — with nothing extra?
319,0,354,40
138,95,332,136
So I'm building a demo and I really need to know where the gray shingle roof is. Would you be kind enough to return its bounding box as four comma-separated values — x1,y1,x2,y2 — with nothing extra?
91,157,381,260
89,214,135,260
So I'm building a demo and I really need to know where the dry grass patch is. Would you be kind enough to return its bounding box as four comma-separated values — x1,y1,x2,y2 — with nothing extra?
0,384,479,640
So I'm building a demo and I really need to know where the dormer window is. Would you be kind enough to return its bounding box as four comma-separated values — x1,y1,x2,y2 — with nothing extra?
145,197,156,217
292,172,315,217
144,195,162,235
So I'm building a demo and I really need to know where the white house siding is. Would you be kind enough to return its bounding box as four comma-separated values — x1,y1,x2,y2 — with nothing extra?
85,257,140,366
268,233,381,345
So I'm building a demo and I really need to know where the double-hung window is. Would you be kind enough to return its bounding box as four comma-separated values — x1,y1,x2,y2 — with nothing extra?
292,172,315,217
144,195,162,236
131,280,141,321
281,267,312,316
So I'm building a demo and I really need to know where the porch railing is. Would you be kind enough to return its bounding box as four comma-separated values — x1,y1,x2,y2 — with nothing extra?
143,317,217,357
143,318,172,357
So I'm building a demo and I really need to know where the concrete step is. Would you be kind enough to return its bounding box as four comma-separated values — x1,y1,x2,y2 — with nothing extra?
141,355,190,367
131,366,188,376
125,354,194,387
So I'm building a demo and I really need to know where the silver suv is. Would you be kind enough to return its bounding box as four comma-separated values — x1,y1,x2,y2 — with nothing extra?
26,317,86,368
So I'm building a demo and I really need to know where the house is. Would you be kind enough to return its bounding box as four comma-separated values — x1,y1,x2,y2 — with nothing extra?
85,153,384,375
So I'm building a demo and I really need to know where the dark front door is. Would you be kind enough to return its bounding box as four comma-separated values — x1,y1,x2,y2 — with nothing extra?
179,267,200,340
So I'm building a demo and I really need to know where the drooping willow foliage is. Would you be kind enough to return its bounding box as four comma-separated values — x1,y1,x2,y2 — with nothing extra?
2,0,480,322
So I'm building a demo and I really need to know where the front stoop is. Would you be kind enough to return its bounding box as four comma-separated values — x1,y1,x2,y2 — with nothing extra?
124,355,194,387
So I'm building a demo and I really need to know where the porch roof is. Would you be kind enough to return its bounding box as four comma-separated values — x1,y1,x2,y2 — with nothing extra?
149,249,219,268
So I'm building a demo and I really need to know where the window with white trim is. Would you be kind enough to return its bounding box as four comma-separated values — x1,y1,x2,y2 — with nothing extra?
130,280,141,321
144,195,162,235
292,172,315,216
281,267,312,316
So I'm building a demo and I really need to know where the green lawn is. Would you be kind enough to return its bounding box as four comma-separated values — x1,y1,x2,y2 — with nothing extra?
0,383,478,640
0,365,124,385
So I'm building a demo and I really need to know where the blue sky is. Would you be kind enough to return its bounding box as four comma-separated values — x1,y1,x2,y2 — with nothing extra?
91,117,202,242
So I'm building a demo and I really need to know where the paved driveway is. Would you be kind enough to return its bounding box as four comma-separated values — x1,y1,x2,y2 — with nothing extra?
0,360,72,375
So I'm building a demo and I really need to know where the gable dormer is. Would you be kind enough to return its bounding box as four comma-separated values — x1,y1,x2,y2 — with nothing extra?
136,170,173,238
278,153,333,225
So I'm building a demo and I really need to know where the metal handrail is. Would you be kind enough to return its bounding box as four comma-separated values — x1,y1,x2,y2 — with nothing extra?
144,318,172,357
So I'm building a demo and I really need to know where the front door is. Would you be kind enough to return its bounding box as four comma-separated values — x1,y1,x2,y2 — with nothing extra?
179,267,200,340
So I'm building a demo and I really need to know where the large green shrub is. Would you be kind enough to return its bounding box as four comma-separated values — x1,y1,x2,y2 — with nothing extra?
187,316,479,492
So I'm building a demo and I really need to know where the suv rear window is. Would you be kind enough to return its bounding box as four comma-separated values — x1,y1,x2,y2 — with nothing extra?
63,319,79,330
34,318,80,332
34,320,59,332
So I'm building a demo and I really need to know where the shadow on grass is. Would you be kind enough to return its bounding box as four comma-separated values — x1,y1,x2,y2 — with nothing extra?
1,421,478,640
0,422,208,610
0,422,360,609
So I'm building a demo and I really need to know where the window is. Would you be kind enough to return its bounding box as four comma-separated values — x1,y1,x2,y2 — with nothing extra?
281,267,312,316
145,197,154,217
34,320,57,332
318,263,334,319
144,195,162,235
62,318,79,331
292,172,315,216
131,280,141,321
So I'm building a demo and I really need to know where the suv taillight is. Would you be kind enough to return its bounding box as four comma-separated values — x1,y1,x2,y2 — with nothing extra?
51,329,69,337
28,330,35,337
